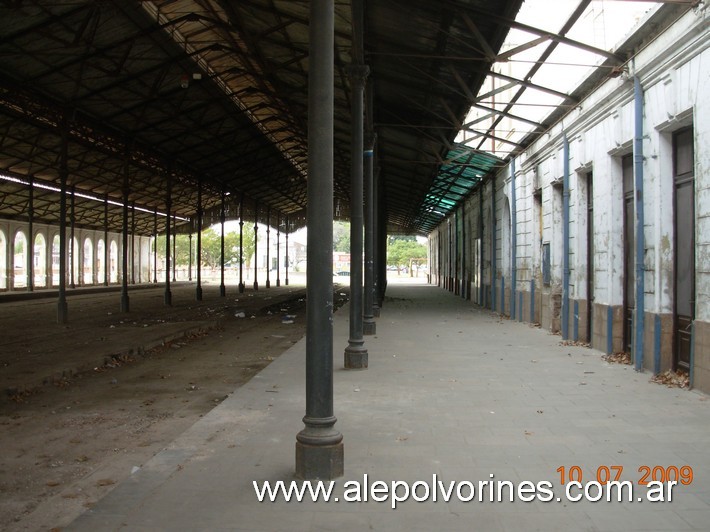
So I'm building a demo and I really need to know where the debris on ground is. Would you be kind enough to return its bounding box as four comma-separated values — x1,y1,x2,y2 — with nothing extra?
651,369,689,389
602,352,631,365
560,340,591,347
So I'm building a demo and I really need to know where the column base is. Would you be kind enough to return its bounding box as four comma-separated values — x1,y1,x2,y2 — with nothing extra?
219,285,226,297
164,290,172,306
373,305,381,318
266,280,271,288
196,285,203,301
121,293,130,313
295,441,344,480
57,299,68,324
238,283,245,293
253,281,259,291
344,344,368,369
276,280,281,287
285,278,289,286
363,318,376,335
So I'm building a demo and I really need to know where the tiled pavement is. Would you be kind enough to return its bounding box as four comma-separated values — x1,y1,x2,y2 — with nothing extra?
67,280,710,531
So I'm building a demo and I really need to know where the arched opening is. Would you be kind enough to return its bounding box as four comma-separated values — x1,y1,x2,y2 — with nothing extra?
0,229,6,290
97,238,106,284
34,233,47,288
109,240,118,283
13,230,28,289
51,234,60,287
83,237,94,285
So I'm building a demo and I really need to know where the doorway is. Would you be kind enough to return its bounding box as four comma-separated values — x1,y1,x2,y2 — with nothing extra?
673,127,695,371
622,155,634,353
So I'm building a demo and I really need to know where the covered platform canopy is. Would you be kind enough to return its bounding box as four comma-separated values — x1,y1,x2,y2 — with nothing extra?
0,1,690,236
0,0,525,237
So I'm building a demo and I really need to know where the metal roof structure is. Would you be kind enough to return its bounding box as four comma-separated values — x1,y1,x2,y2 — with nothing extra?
0,0,694,237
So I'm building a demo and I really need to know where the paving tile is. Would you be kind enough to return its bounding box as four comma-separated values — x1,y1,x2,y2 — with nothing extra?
66,282,710,532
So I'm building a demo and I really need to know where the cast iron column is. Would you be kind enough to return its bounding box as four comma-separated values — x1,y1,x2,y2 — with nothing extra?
105,196,110,286
153,208,158,284
285,216,289,286
120,159,130,313
220,189,226,297
131,202,136,285
172,214,177,282
57,122,69,323
164,174,172,306
238,192,245,293
363,133,376,335
276,213,281,287
27,177,34,292
377,183,387,306
253,201,259,290
295,0,343,480
70,186,75,289
188,233,193,281
266,206,271,288
196,180,203,301
372,166,381,317
344,63,369,369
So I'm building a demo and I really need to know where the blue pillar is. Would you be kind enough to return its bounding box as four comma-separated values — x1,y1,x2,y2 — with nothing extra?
633,74,646,372
561,134,570,340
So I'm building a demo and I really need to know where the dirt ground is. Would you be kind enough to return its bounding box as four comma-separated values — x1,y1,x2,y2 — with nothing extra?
0,280,348,531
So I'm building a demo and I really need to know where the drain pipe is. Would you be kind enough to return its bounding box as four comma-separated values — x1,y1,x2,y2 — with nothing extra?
633,73,645,372
561,134,570,340
511,157,517,320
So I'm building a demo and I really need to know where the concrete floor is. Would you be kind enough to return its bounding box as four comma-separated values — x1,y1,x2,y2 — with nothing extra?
63,278,710,531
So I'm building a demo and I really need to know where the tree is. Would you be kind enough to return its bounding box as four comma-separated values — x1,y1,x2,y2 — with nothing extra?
154,234,192,266
387,238,427,273
388,234,416,245
154,223,256,268
199,227,255,268
333,221,350,252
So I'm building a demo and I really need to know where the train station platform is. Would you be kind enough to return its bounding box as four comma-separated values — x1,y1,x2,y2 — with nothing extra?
64,280,710,531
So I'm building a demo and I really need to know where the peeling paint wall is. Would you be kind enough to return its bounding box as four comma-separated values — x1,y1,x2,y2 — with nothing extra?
428,5,710,390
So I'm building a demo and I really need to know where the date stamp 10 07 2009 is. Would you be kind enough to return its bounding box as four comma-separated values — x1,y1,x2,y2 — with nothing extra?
556,465,694,486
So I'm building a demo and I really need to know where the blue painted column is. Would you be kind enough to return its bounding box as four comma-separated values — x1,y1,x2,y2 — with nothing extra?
561,134,570,340
633,74,645,372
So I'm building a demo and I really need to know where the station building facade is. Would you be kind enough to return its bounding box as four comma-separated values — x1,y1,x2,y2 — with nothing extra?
429,6,710,391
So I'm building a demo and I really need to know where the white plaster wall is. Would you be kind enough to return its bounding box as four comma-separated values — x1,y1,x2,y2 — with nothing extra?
0,218,152,290
429,5,709,323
